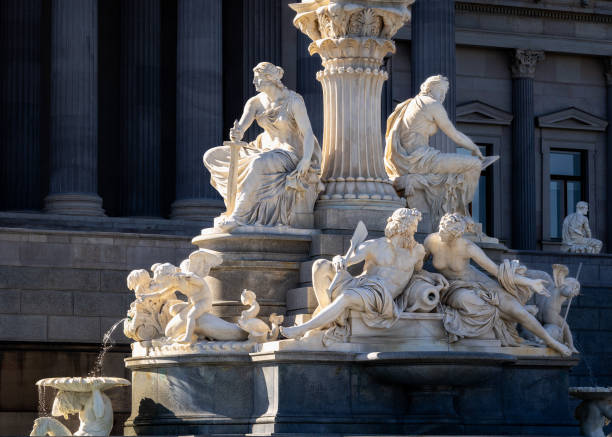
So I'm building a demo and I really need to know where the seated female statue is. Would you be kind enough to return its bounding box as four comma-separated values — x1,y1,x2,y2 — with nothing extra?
204,62,322,231
424,213,572,356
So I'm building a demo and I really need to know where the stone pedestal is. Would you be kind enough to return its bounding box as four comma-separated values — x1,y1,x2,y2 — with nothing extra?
124,346,578,435
290,1,411,230
192,228,315,319
510,49,544,250
171,0,225,221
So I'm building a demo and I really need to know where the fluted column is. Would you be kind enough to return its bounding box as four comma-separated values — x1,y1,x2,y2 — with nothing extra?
511,49,544,250
291,1,411,222
243,0,282,100
605,58,612,251
0,0,42,211
411,0,456,152
44,0,104,216
171,0,224,220
297,32,323,140
120,0,161,217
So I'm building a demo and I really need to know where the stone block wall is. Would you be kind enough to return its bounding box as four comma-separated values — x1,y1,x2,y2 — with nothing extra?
0,228,193,436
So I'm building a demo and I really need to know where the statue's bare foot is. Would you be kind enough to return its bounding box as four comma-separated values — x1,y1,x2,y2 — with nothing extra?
176,334,196,345
216,217,240,233
552,342,572,357
280,325,305,340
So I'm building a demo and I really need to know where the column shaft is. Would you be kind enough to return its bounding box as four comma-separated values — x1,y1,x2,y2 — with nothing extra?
605,59,612,251
0,0,42,211
120,0,161,217
510,49,544,250
45,0,103,215
411,0,456,152
172,0,224,220
511,77,536,249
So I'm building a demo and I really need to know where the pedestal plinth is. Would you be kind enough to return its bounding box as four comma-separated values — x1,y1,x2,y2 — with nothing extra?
290,0,413,229
192,227,315,319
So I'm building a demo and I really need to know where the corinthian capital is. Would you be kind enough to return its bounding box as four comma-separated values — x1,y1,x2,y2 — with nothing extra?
511,49,545,79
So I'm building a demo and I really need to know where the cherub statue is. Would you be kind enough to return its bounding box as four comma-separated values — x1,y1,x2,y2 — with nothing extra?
384,75,498,227
281,208,445,342
561,201,602,254
136,250,248,344
525,264,580,353
574,395,612,437
237,289,284,342
424,213,572,356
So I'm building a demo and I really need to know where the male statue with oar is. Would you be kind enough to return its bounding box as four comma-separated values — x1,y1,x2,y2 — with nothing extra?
281,208,445,343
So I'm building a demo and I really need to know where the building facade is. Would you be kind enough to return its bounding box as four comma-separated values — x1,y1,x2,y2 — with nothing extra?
1,0,612,434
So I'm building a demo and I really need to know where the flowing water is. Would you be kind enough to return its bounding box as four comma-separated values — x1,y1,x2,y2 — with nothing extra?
37,385,49,417
88,318,127,377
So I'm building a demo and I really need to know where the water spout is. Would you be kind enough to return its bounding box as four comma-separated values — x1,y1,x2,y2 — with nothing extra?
89,318,127,377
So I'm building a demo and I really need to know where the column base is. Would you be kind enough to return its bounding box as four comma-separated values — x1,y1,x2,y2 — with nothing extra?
170,198,225,221
314,198,406,231
44,193,105,216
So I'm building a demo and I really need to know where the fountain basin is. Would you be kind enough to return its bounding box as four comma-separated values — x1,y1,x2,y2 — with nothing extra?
124,346,578,436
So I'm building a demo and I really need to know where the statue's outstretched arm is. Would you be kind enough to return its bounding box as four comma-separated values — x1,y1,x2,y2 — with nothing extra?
466,241,499,277
432,104,483,158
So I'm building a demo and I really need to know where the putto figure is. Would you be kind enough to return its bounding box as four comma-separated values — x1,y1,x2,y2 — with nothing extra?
281,208,429,342
561,201,602,254
384,75,497,226
203,62,323,231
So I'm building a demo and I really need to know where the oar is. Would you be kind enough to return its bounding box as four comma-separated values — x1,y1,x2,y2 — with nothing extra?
327,221,368,293
563,262,582,326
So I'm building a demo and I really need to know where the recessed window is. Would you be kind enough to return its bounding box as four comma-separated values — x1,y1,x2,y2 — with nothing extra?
549,150,585,239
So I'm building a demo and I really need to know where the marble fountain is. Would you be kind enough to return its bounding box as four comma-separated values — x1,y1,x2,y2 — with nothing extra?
29,0,602,435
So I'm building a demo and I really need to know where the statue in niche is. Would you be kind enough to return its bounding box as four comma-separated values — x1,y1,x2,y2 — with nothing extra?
203,62,323,232
424,213,573,356
561,201,602,254
384,75,498,227
125,250,250,344
281,208,447,343
523,264,580,353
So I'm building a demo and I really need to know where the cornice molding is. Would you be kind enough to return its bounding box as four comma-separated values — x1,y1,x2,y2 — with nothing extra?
456,2,612,24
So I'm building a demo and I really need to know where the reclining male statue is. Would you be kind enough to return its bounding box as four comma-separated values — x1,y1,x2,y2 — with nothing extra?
280,208,446,343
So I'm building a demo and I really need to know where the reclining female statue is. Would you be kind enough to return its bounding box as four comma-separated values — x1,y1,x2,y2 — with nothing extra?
204,62,322,231
424,213,572,356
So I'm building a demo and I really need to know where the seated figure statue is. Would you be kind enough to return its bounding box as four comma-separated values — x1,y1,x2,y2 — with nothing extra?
384,75,497,227
424,213,572,356
204,62,323,231
561,201,602,254
281,208,434,343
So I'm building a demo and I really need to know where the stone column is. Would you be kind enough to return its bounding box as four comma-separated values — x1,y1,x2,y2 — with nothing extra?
510,49,544,250
0,0,42,211
290,1,410,228
120,0,162,217
171,0,224,220
410,0,456,152
605,58,612,251
44,0,104,216
243,0,282,101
